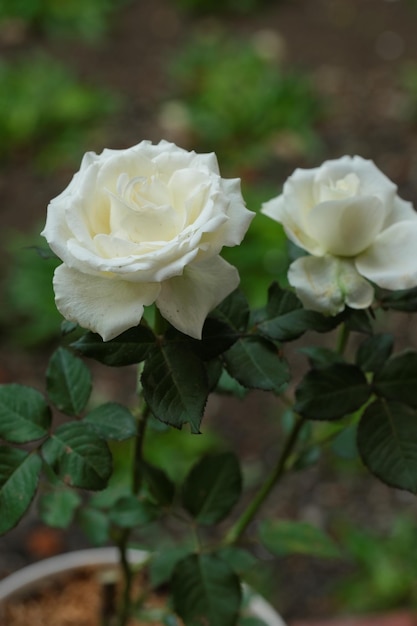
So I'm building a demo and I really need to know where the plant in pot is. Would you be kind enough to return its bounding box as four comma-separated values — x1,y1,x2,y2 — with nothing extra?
2,141,417,626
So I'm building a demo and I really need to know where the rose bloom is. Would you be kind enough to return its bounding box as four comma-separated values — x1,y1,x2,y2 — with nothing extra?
262,155,417,314
42,140,254,340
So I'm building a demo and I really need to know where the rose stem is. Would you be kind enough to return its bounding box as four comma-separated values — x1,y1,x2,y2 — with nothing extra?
224,320,353,547
224,414,306,546
116,394,150,626
336,322,350,355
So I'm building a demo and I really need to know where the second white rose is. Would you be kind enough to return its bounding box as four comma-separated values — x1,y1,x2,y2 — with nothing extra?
42,140,254,340
262,155,417,314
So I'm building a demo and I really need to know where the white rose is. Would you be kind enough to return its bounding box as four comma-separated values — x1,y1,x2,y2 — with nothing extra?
42,140,254,340
261,155,417,314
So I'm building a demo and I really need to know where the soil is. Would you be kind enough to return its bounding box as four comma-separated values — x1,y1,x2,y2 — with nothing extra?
1,566,178,626
2,0,417,623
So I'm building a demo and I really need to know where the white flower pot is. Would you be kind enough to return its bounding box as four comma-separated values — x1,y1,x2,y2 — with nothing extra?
0,547,287,626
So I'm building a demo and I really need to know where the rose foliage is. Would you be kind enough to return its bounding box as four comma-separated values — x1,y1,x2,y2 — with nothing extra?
3,144,417,626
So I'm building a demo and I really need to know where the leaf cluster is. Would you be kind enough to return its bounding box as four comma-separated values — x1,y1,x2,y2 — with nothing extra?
4,281,417,625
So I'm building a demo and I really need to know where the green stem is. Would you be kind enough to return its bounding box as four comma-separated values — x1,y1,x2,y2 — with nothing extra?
115,385,150,626
133,405,150,494
224,415,306,545
154,306,168,336
336,322,350,355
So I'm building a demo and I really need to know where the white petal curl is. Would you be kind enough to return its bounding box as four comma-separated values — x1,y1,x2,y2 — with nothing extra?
53,265,160,341
356,221,417,290
156,256,240,339
261,194,322,255
288,255,374,315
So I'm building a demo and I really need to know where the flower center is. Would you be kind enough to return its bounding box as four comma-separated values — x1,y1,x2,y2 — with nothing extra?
106,173,181,244
318,173,360,203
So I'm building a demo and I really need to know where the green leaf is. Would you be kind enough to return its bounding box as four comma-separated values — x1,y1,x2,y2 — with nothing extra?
205,358,223,392
217,547,258,576
172,553,242,626
257,309,313,342
292,445,321,470
224,337,289,392
377,285,417,312
266,282,300,316
46,347,92,415
331,424,358,460
41,422,112,489
257,282,338,341
83,402,137,441
299,347,345,369
194,317,240,360
182,452,242,525
0,447,42,534
143,463,176,507
72,325,156,366
142,342,208,433
149,546,192,588
259,520,340,558
210,288,249,332
259,282,305,341
294,363,371,420
77,506,110,546
373,351,417,408
0,384,51,443
344,309,373,334
356,334,394,374
358,399,417,493
108,495,157,528
61,320,79,335
215,368,248,398
39,489,81,528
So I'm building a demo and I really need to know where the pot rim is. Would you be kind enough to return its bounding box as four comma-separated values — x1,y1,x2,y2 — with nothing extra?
0,547,287,626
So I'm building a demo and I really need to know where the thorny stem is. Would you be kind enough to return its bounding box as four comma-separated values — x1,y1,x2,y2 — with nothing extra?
224,415,306,546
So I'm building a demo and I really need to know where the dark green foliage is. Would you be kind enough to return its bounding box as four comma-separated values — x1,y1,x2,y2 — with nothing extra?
295,363,371,421
358,400,417,493
172,553,242,626
0,447,42,533
182,452,242,524
46,347,92,416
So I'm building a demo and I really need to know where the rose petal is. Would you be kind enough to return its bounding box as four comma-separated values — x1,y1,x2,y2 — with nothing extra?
41,199,75,265
53,265,160,341
156,256,240,339
306,196,385,257
261,193,322,255
313,156,396,205
217,178,255,246
356,221,417,290
288,255,374,315
383,196,417,229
